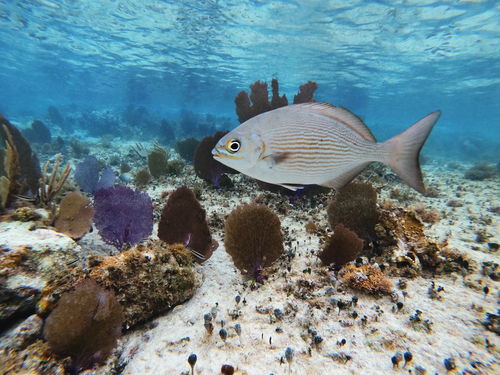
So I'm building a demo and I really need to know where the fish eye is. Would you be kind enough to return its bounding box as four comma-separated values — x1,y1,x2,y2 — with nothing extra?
226,139,241,153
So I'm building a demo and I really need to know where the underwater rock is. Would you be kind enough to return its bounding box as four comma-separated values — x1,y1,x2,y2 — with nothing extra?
0,223,79,329
39,241,199,328
158,186,216,263
376,207,470,277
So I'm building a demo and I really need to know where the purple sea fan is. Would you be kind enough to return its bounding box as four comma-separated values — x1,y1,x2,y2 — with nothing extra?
93,185,153,249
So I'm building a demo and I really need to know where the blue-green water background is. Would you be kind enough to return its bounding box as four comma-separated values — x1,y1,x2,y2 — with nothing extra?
1,0,499,160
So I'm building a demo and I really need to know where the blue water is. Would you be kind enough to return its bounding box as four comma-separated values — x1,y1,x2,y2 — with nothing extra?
0,0,499,160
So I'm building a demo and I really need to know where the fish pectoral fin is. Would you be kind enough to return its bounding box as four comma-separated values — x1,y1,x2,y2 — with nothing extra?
261,152,292,165
320,163,371,190
277,183,304,191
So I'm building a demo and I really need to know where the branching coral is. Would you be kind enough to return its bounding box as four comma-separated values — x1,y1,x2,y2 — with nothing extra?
43,278,123,372
293,81,318,104
319,224,363,269
39,154,71,206
224,203,284,274
339,264,393,295
54,192,94,240
158,186,216,263
327,182,378,243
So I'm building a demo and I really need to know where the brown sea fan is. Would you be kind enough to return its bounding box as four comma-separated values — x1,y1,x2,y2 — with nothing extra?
158,185,216,263
43,278,123,371
224,203,284,273
319,224,363,269
54,192,94,240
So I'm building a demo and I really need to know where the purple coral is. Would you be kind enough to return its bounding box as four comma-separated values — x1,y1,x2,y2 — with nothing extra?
75,156,115,194
93,185,153,249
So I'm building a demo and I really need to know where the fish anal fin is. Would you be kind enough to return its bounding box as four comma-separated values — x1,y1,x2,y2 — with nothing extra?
320,163,371,190
296,102,376,142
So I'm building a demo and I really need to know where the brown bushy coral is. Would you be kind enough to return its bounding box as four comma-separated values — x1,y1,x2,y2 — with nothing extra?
43,278,123,371
54,192,93,240
327,182,378,242
224,203,284,273
158,186,216,263
339,264,393,295
319,224,363,269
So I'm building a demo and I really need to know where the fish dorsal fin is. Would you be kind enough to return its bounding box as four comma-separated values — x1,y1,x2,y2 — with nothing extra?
296,102,376,143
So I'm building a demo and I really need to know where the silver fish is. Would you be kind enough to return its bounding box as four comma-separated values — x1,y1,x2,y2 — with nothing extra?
212,103,440,194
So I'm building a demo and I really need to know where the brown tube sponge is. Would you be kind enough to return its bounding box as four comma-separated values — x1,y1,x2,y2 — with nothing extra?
224,203,284,273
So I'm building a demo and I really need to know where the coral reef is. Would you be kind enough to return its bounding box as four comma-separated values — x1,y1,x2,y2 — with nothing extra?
47,106,65,127
235,79,318,123
93,185,153,249
339,264,393,295
194,131,238,187
464,162,497,180
22,120,52,144
293,81,318,104
319,224,363,269
158,119,176,145
158,186,216,263
10,206,42,222
54,192,94,240
224,203,284,274
0,115,41,210
43,278,123,371
327,182,378,243
176,137,200,163
147,145,169,178
39,241,198,328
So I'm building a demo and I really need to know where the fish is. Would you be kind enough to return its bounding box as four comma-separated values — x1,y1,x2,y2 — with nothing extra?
211,103,441,194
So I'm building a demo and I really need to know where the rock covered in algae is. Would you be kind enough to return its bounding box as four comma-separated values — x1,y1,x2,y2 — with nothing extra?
39,240,199,328
0,222,80,326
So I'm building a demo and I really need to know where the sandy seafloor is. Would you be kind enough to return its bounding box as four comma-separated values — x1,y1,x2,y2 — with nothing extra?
1,139,499,375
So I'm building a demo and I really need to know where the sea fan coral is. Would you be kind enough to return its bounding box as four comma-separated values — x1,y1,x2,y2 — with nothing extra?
224,203,284,273
74,155,114,194
339,264,393,295
158,186,216,263
93,185,153,249
194,131,237,187
54,192,94,240
147,146,169,178
176,137,200,163
327,182,378,242
319,224,363,269
43,278,123,371
293,81,318,104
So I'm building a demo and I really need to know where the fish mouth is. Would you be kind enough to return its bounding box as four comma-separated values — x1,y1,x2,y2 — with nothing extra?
211,147,221,158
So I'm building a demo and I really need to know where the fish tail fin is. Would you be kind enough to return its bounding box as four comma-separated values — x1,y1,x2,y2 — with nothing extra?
381,111,441,194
